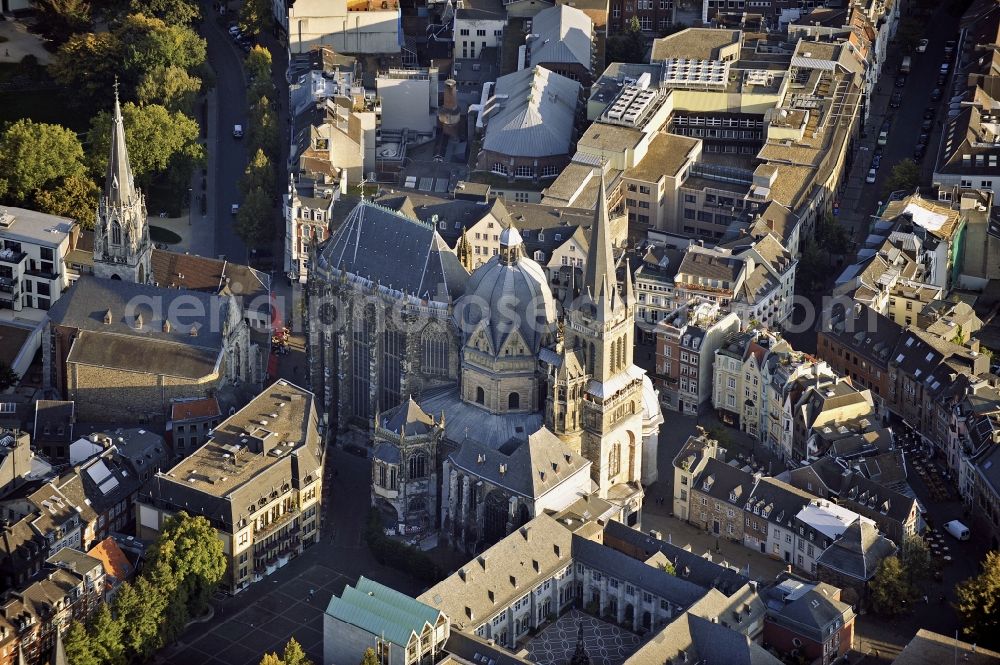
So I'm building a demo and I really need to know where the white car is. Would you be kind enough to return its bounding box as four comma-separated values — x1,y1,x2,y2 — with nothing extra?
233,124,243,138
231,204,240,215
916,38,929,53
866,168,877,184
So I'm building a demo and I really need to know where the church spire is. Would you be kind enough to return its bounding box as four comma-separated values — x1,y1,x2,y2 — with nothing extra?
583,169,616,305
106,78,136,207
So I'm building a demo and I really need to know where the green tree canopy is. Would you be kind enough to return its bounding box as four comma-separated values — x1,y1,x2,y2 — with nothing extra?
49,31,120,108
260,655,284,665
283,638,312,665
87,102,203,185
606,16,647,64
0,119,88,203
883,159,921,197
116,13,206,85
33,174,99,229
238,0,274,38
360,648,380,665
64,621,102,665
249,96,280,158
137,65,202,114
145,511,227,620
871,556,912,616
901,535,932,586
88,603,125,665
246,45,274,100
240,148,275,199
955,550,1000,647
116,577,168,660
236,188,274,249
129,0,200,24
32,0,92,45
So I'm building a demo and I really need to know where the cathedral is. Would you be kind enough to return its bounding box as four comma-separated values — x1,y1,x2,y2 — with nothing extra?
307,172,662,550
44,90,254,423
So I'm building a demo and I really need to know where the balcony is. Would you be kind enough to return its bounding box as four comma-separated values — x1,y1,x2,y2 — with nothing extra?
0,275,17,293
253,508,300,543
0,249,26,266
24,267,59,280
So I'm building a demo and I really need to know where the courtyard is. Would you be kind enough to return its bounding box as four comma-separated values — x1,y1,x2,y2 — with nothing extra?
524,610,643,665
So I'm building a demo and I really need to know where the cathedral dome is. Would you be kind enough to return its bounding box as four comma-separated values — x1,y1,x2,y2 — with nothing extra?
457,223,556,353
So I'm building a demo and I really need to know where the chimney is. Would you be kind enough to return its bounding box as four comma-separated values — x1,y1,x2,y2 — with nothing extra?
532,559,539,572
478,554,488,570
553,543,562,558
103,308,112,324
162,319,171,333
521,526,530,541
509,574,517,588
189,323,200,337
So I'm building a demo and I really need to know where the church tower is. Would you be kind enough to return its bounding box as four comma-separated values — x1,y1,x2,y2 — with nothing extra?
93,84,152,283
566,170,644,511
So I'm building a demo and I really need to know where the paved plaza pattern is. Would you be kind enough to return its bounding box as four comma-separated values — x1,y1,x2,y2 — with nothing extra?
525,610,643,665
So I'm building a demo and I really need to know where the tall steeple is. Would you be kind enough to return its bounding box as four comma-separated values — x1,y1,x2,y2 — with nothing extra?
93,79,152,284
106,79,137,208
583,169,617,304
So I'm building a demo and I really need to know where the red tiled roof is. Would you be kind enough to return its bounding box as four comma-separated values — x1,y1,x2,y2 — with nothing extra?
87,537,133,582
170,397,222,422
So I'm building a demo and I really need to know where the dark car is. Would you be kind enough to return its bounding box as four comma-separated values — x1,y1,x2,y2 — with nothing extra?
921,119,933,131
890,92,902,108
895,76,907,88
924,108,935,120
937,74,947,86
931,88,942,101
913,145,926,160
918,132,929,145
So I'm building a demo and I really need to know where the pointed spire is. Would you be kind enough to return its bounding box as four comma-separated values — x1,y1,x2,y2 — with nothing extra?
583,169,616,304
106,77,137,207
624,257,634,307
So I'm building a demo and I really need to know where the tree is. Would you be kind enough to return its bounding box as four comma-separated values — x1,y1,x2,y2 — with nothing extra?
896,17,924,52
283,638,313,665
0,362,19,392
657,559,676,576
246,45,272,86
0,120,88,204
145,511,227,621
955,550,1000,647
115,578,167,660
249,96,280,158
795,239,826,294
238,0,273,38
48,31,121,109
260,655,284,665
871,556,912,616
88,603,125,665
137,65,202,114
33,174,99,228
606,16,647,64
236,188,274,248
115,13,207,87
241,149,275,199
883,159,920,197
129,0,200,24
87,102,203,186
64,622,102,665
32,0,92,46
901,535,932,586
815,214,851,256
360,648,380,665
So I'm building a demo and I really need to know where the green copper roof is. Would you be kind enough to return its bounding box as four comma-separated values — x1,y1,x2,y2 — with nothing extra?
326,576,442,647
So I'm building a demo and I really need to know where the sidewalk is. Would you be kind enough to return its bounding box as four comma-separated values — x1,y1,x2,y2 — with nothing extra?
0,20,52,64
190,87,218,259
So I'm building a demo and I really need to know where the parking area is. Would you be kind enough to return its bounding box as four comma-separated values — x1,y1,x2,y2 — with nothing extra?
163,565,351,665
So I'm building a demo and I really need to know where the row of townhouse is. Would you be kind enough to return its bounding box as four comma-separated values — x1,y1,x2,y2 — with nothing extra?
672,433,899,599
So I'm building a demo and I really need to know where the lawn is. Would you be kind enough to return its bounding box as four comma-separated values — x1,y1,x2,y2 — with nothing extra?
149,225,183,245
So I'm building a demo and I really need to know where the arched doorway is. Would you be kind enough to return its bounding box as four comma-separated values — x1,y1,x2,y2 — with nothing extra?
110,274,121,280
642,611,651,630
624,603,634,625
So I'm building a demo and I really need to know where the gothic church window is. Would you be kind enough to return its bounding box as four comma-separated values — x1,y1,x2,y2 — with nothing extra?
111,221,122,245
423,335,449,375
409,454,428,479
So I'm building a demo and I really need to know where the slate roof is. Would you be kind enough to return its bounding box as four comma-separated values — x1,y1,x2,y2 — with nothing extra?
33,401,74,446
816,519,896,581
418,514,575,627
839,473,917,526
745,478,815,529
418,385,543,450
379,397,436,436
763,578,854,643
603,521,750,595
316,201,469,300
527,5,593,69
693,458,755,506
448,427,589,499
572,534,707,608
67,332,222,380
326,576,442,648
48,276,228,351
677,248,743,284
483,66,581,159
627,609,781,665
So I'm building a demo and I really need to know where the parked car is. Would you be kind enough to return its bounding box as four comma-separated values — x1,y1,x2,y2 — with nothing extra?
872,154,882,169
913,145,925,160
923,108,935,120
918,132,929,146
895,75,907,88
917,38,929,53
931,88,942,101
890,91,902,108
945,40,956,55
866,168,877,183
233,124,243,138
878,129,889,146
231,203,240,215
937,74,947,86
940,63,950,74
921,119,933,131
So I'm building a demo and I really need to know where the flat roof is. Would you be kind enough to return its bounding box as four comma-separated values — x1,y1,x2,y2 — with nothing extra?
161,381,316,498
625,132,700,181
0,323,32,368
0,207,74,247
